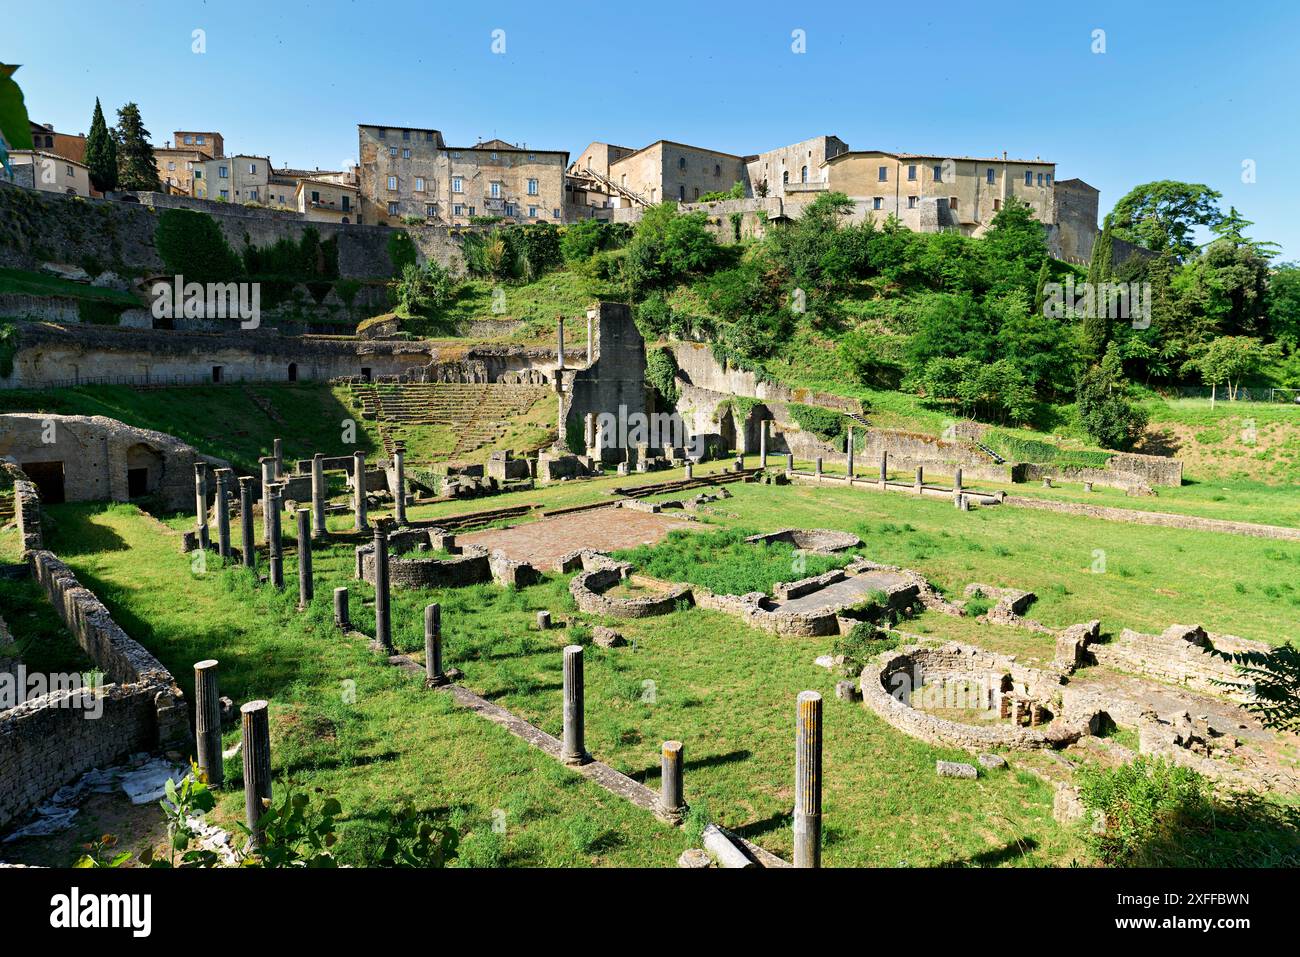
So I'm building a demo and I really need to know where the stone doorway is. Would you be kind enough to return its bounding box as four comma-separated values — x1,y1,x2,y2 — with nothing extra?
21,461,65,504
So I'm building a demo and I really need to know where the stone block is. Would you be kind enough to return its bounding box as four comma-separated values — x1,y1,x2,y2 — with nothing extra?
592,626,626,648
936,760,979,780
977,753,1007,769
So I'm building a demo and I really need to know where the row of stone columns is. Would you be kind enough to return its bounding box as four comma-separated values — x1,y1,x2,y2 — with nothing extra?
193,658,272,847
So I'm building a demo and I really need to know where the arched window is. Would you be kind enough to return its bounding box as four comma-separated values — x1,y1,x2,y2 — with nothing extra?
782,170,789,185
801,166,808,183
678,157,686,171
287,363,298,382
714,164,720,176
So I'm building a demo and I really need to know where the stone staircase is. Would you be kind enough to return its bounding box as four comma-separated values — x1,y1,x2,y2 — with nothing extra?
350,382,552,460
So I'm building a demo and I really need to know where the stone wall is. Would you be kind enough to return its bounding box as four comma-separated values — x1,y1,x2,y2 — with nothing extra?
1002,495,1300,541
2,463,42,553
562,303,648,457
357,541,491,589
670,342,863,415
568,556,692,619
1105,452,1182,487
1086,624,1268,699
1014,462,1151,495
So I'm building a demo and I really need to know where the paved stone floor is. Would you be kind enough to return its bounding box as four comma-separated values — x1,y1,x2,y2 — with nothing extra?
459,506,695,568
776,569,910,615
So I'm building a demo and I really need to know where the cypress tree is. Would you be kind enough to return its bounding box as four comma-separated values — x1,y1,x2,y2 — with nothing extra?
1082,217,1116,361
84,98,117,193
113,102,159,191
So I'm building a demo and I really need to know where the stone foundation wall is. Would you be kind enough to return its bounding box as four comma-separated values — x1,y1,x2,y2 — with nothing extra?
357,542,492,589
695,589,839,637
4,464,42,553
1087,624,1268,698
1003,496,1300,541
569,564,693,618
0,684,160,831
1106,452,1182,487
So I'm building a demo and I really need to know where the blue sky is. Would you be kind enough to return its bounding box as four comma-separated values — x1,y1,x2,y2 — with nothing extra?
7,0,1299,257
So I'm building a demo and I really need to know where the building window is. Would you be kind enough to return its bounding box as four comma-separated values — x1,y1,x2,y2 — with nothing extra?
933,164,943,183
993,198,1002,211
249,188,259,200
402,129,410,140
389,146,397,157
167,161,176,171
527,178,538,195
454,204,463,216
907,164,917,181
878,166,888,182
452,177,463,193
529,206,538,217
196,135,205,145
378,129,386,139
1046,173,1053,185
873,197,883,210
468,206,475,215
219,166,228,178
183,135,194,144
66,165,74,176
388,176,397,190
950,197,958,211
678,185,685,201
1025,170,1033,185
505,204,514,216
986,168,995,184
341,195,350,211
194,169,202,180
426,204,436,217
415,176,425,191
714,164,721,176
490,182,501,198
401,148,410,159
1037,172,1044,186
678,157,686,171
311,190,320,203
907,196,918,209
553,208,560,218
801,166,808,183
248,163,257,174
782,170,789,185
388,202,399,215
491,152,498,160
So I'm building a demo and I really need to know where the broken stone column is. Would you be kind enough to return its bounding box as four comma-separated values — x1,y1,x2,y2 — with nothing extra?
194,463,210,550
194,659,223,788
879,451,888,486
561,644,588,766
759,420,768,469
311,453,326,539
296,508,313,608
953,467,963,503
424,602,447,687
214,468,232,560
1083,481,1094,493
658,740,685,823
586,311,594,365
267,486,284,590
914,466,924,494
556,316,566,370
845,428,854,481
583,412,596,452
373,521,393,652
352,452,368,532
959,493,970,512
392,444,407,527
241,699,273,847
1042,477,1052,488
794,690,823,868
537,610,551,631
685,462,694,480
333,586,350,630
238,476,256,569
273,437,284,480
259,457,275,544
786,452,794,474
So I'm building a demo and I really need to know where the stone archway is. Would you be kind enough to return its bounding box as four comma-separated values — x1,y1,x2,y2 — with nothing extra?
125,443,164,499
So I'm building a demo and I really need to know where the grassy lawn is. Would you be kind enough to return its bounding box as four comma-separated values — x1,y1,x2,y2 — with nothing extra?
0,266,142,306
36,503,684,868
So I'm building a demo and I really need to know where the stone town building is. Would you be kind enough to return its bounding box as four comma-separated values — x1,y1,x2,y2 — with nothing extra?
28,121,87,164
173,130,224,159
154,146,209,195
357,124,568,227
744,135,849,200
6,150,91,197
606,140,748,206
195,153,270,203
803,149,1058,239
0,413,205,509
295,176,359,223
565,141,640,215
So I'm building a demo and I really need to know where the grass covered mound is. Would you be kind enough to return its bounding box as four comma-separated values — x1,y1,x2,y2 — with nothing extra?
614,527,851,595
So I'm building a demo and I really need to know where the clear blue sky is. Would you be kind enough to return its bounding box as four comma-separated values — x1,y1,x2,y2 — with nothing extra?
7,0,1299,257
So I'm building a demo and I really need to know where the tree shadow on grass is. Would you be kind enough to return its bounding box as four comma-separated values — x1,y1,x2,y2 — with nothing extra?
732,809,792,842
43,505,131,556
624,748,753,781
939,836,1040,867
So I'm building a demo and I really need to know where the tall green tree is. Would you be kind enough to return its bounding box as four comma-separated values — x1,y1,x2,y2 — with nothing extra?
84,97,117,193
1108,180,1222,261
113,102,159,191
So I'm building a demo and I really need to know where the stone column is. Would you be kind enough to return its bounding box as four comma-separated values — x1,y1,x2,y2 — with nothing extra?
240,700,273,848
584,412,596,451
759,420,768,469
556,316,566,370
845,428,854,481
333,586,350,630
296,508,313,608
267,486,284,590
352,452,368,532
537,610,551,631
814,456,822,478
561,644,587,765
879,451,888,487
586,312,594,366
311,453,326,539
373,521,392,652
424,602,447,687
658,740,685,823
194,659,223,788
794,690,823,868
786,452,794,474
194,464,210,550
914,466,924,493
272,437,284,480
684,462,694,480
392,444,407,527
259,457,275,544
953,466,963,500
238,476,256,569
214,468,232,560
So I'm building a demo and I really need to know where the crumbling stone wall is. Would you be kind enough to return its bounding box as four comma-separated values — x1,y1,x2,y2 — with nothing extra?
1087,624,1268,699
2,463,42,553
1003,496,1300,541
568,554,692,618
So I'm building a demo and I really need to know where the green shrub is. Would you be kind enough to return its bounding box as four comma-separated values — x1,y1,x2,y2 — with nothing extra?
387,230,418,273
1076,757,1210,866
645,346,680,407
832,621,898,673
789,402,846,442
154,208,241,282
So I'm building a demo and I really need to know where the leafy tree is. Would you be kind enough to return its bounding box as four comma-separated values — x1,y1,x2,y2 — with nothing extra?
839,326,904,388
1266,262,1300,347
392,259,459,316
0,64,34,177
905,292,993,368
154,208,241,281
1209,641,1300,733
1075,343,1149,449
113,102,159,191
992,290,1078,399
1186,240,1271,338
766,191,855,292
84,97,117,193
561,218,609,263
915,355,1033,423
624,203,718,295
1187,335,1276,401
1108,180,1222,260
1206,206,1281,258
980,198,1047,297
